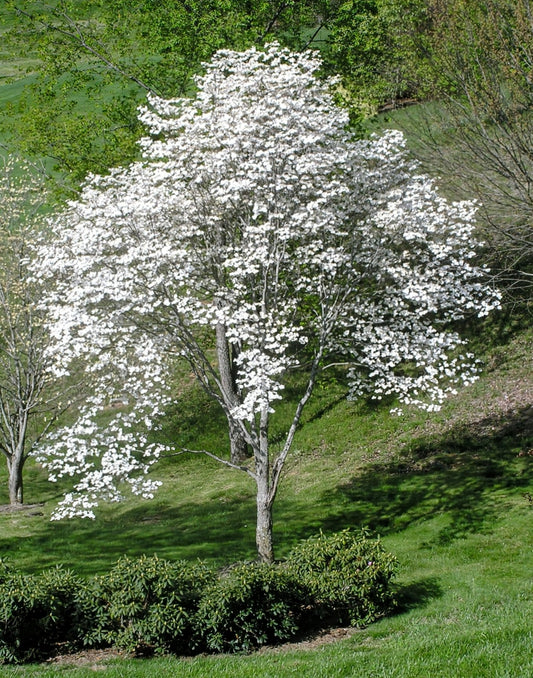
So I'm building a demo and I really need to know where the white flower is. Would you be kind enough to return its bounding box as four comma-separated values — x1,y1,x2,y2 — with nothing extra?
34,43,499,519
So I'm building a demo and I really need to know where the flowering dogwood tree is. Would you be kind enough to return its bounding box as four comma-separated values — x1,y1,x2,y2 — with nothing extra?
35,44,499,561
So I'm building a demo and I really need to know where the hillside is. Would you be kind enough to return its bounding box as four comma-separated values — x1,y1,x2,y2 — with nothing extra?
0,324,531,675
0,4,532,674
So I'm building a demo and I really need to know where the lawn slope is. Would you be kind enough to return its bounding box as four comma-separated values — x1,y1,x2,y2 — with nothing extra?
0,325,531,676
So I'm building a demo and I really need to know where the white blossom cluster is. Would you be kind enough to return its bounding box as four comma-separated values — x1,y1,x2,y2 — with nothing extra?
34,43,500,518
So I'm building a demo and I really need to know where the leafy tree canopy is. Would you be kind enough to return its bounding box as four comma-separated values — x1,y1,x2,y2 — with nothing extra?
1,0,334,188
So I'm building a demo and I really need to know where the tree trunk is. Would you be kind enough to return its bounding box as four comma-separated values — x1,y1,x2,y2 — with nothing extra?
216,323,250,464
228,419,249,465
255,406,274,563
7,455,24,505
256,486,274,563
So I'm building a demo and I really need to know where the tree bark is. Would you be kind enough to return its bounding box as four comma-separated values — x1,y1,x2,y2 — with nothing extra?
228,421,249,465
7,455,24,505
255,406,274,563
256,486,274,563
216,323,250,464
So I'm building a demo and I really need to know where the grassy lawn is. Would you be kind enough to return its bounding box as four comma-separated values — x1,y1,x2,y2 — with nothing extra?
0,508,531,676
0,326,530,676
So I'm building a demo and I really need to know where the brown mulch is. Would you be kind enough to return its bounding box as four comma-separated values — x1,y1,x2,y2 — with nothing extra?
46,628,357,667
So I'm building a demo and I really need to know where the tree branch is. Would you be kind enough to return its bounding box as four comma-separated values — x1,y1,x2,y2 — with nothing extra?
162,447,256,479
13,5,158,96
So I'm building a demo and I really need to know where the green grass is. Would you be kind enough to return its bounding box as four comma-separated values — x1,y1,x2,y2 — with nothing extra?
0,14,532,671
0,326,531,675
0,509,531,676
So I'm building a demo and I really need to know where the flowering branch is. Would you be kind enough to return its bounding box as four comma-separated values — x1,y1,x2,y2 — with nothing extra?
35,43,499,560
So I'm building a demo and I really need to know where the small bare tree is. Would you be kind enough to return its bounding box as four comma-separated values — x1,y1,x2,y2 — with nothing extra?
404,0,533,300
0,156,72,505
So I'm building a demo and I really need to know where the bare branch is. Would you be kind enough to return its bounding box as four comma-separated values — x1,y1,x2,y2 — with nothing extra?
162,447,256,479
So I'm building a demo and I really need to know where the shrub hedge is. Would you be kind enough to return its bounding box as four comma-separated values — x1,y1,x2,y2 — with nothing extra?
87,555,215,655
0,561,88,663
197,562,307,653
285,528,398,626
0,530,397,663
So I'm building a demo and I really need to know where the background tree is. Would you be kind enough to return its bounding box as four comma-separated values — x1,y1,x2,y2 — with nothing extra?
396,0,533,301
34,44,498,562
326,0,429,113
2,0,332,191
0,156,73,505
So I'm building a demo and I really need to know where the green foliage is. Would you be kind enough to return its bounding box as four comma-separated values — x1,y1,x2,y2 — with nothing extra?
286,529,397,626
89,555,215,656
326,0,430,111
196,562,306,653
0,563,87,663
0,536,398,662
1,0,328,190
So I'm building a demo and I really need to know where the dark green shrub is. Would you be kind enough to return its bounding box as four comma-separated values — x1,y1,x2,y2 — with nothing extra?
0,560,12,585
285,529,397,627
89,555,215,655
0,565,87,663
197,562,306,653
0,531,398,664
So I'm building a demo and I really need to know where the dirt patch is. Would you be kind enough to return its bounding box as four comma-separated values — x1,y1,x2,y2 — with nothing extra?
258,626,358,654
0,503,44,515
46,648,125,669
45,628,357,668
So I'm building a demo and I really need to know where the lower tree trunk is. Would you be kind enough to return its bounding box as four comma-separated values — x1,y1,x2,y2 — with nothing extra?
256,489,274,563
255,406,274,563
7,456,24,505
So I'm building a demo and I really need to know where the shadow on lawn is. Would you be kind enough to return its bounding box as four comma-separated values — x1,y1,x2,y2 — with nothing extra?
318,405,533,545
393,577,444,614
0,493,259,575
0,402,530,576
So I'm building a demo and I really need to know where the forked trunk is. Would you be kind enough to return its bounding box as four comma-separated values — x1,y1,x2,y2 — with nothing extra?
253,348,325,562
216,323,250,464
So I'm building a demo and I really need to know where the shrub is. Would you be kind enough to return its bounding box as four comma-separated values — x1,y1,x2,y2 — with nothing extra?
285,529,397,627
0,564,87,663
197,562,306,653
89,555,215,655
0,560,12,587
0,532,398,663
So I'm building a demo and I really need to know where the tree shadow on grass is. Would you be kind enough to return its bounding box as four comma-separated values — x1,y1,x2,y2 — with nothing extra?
1,400,530,577
317,405,533,545
0,492,259,575
392,577,444,614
